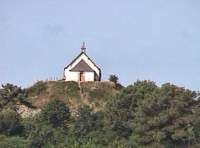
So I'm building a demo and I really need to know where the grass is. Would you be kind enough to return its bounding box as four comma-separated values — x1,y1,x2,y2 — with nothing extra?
26,80,120,112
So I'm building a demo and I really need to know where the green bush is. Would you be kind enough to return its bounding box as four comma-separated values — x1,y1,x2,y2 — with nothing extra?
40,99,70,127
27,124,65,148
109,75,119,84
73,106,104,137
0,135,28,148
0,83,32,110
0,109,23,135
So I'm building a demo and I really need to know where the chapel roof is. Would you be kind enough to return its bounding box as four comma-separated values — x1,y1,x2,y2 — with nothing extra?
70,59,94,72
64,43,101,72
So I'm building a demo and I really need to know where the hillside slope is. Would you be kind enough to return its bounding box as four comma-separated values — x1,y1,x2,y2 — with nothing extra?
26,80,119,112
1,80,200,147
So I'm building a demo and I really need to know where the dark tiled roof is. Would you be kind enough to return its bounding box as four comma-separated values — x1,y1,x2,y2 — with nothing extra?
70,60,94,72
64,52,101,72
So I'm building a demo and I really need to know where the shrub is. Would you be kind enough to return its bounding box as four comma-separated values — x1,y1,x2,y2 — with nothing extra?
109,75,119,84
40,99,70,127
0,83,32,110
73,106,103,136
0,109,23,135
27,124,65,148
0,135,28,148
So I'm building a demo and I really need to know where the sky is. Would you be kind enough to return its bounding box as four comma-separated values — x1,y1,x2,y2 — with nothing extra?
0,0,200,90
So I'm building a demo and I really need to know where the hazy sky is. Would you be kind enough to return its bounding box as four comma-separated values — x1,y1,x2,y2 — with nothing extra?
0,0,200,90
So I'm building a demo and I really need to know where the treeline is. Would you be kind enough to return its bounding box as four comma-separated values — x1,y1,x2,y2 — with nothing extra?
0,80,200,148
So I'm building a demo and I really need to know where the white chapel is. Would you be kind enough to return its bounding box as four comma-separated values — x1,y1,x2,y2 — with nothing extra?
64,43,101,82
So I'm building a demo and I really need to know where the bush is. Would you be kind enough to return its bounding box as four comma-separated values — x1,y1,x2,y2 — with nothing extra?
0,135,28,148
0,109,23,135
73,106,103,136
27,124,65,148
0,83,32,110
109,75,119,84
40,99,70,127
111,121,132,138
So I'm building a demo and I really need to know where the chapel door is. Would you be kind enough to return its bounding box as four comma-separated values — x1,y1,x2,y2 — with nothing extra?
80,72,85,82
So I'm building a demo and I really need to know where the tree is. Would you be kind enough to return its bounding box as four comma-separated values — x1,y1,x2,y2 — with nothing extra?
129,83,198,147
106,80,200,147
106,80,157,123
27,124,65,148
73,105,103,136
109,75,119,84
40,99,70,127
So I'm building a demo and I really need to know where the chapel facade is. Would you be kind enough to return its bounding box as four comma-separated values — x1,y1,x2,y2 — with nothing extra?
64,43,101,82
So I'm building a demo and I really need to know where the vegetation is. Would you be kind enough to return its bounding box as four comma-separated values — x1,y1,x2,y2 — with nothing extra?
40,99,70,127
109,74,119,84
108,74,123,89
0,80,200,147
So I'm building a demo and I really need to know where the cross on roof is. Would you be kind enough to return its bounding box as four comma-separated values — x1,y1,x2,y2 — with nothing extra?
81,42,86,53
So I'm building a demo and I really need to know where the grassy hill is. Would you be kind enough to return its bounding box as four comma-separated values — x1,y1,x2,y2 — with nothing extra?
1,80,200,147
26,80,119,112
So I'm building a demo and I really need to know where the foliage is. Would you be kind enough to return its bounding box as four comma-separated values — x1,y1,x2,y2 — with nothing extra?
73,105,103,136
0,135,28,148
40,99,70,127
0,80,200,148
27,124,65,148
0,83,32,110
129,83,197,147
0,109,23,135
109,74,119,84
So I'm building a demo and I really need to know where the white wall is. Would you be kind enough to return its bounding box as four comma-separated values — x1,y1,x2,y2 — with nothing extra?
64,70,95,82
64,69,79,81
84,72,95,81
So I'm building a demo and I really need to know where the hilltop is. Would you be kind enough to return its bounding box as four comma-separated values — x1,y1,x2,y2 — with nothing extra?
26,80,120,113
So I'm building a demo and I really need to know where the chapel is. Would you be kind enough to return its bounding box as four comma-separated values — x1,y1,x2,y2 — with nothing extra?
64,42,101,82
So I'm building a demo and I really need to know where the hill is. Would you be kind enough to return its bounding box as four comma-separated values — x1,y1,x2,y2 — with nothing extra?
1,80,200,148
26,80,119,113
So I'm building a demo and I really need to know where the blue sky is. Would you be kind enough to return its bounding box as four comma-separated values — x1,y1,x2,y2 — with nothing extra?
0,0,200,90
